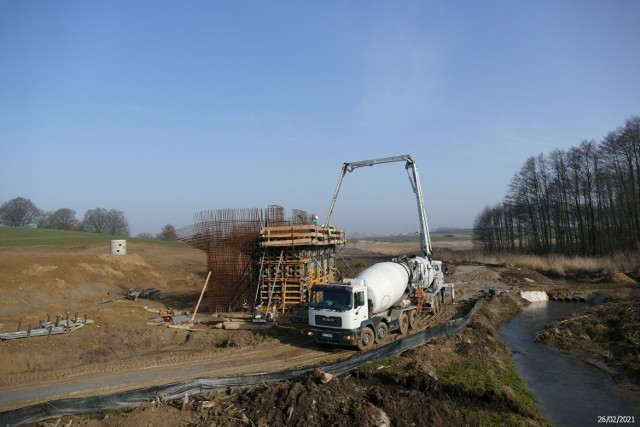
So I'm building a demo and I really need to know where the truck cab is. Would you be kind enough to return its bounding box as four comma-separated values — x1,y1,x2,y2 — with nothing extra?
307,282,369,347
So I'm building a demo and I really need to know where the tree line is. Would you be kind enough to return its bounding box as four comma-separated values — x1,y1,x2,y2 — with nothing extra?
473,116,640,256
0,197,177,240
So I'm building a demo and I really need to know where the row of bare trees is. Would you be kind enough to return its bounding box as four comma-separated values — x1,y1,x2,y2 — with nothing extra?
0,197,130,236
0,197,178,239
473,116,640,256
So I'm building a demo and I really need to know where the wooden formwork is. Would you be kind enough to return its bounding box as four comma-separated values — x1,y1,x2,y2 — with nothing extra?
259,224,346,247
256,225,346,314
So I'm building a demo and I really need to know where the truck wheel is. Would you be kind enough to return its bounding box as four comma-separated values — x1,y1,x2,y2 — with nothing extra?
357,327,375,351
375,322,389,344
408,309,418,330
399,313,409,336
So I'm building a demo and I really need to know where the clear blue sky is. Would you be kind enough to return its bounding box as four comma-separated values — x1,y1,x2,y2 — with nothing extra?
1,1,639,236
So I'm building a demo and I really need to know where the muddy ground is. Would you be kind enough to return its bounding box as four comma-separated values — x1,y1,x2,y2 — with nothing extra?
0,241,638,426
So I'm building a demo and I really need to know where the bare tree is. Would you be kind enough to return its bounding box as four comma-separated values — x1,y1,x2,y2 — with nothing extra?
106,209,129,235
82,208,109,233
473,205,497,251
47,208,78,230
157,224,177,240
82,208,129,235
0,197,41,227
35,211,51,228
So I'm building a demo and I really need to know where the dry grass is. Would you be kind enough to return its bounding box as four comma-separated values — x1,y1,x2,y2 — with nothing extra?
350,234,639,277
439,248,640,277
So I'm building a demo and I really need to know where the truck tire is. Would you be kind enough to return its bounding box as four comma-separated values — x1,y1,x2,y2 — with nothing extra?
357,327,375,351
408,309,418,330
399,313,409,336
375,322,389,344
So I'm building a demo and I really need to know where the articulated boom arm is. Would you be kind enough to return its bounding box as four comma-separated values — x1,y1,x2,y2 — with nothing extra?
324,154,432,258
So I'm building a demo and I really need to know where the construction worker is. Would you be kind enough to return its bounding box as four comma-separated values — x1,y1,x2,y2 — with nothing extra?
312,215,319,226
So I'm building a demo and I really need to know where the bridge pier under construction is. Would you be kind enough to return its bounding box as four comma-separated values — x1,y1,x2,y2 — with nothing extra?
176,206,345,315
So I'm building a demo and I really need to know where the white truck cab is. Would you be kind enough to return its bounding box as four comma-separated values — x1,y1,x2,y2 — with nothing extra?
307,282,369,347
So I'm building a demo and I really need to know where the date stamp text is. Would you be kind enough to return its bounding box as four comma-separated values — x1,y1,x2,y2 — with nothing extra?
598,416,635,424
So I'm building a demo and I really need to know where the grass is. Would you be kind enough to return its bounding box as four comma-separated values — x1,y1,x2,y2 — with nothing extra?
350,231,639,276
438,248,640,277
355,358,395,375
439,357,546,424
353,230,633,275
0,226,188,248
499,298,522,325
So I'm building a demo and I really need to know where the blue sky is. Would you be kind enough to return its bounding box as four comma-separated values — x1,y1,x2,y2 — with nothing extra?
1,1,639,236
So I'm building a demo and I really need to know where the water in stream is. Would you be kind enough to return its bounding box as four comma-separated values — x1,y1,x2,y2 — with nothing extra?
500,302,640,427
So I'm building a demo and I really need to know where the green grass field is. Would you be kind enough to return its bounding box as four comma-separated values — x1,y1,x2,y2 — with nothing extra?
0,227,186,247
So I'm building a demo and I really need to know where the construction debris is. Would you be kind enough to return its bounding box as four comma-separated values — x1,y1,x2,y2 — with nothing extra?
170,271,211,330
100,287,165,304
126,287,164,301
0,314,92,340
215,320,275,330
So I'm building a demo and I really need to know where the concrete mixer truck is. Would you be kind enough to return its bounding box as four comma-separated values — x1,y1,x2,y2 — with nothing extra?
307,155,450,350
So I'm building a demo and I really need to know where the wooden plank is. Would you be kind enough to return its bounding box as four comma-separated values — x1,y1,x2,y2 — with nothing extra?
260,234,345,242
261,225,321,232
261,228,345,236
260,238,313,246
260,232,320,239
260,238,346,247
260,226,345,237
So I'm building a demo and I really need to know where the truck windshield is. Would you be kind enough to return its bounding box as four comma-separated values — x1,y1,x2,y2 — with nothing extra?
310,288,352,311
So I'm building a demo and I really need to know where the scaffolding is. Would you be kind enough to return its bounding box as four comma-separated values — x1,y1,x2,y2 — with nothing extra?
257,225,346,314
177,206,345,314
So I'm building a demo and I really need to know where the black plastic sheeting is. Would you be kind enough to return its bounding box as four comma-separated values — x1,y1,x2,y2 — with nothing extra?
1,298,484,426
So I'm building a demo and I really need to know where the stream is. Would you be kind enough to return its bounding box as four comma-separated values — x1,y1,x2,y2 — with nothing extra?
500,301,640,427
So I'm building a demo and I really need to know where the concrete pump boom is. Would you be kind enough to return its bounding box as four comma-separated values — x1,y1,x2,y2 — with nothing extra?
324,154,433,259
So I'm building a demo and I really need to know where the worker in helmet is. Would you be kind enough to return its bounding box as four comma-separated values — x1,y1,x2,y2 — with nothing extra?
312,215,319,226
